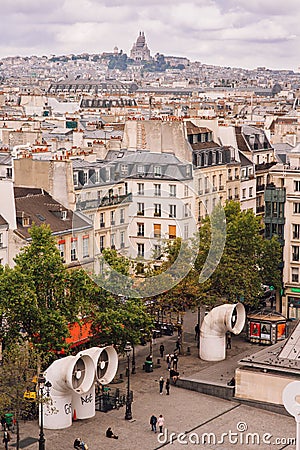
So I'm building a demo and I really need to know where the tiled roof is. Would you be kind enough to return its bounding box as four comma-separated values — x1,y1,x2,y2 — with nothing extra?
14,187,91,240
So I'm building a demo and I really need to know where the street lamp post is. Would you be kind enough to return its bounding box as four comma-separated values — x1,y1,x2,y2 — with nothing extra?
38,374,52,450
131,344,136,375
124,343,133,420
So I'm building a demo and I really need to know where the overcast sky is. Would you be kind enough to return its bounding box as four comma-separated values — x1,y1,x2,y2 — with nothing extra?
1,0,300,70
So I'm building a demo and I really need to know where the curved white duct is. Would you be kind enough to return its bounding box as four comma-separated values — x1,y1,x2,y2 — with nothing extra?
72,346,118,420
200,303,245,361
43,354,95,429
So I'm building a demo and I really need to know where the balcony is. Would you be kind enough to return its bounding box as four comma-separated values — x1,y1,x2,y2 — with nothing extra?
120,218,125,224
111,220,115,226
111,245,116,250
256,184,265,192
219,185,224,190
154,212,161,217
100,222,105,228
256,206,265,213
137,211,144,216
228,195,233,200
137,232,144,236
235,195,239,200
76,193,132,211
212,187,217,192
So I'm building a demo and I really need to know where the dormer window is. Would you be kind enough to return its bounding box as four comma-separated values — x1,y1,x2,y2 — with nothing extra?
121,164,128,175
23,217,30,227
83,172,88,185
186,165,191,176
73,172,78,186
154,166,161,177
61,210,67,220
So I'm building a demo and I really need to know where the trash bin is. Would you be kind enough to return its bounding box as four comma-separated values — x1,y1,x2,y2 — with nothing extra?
145,360,153,373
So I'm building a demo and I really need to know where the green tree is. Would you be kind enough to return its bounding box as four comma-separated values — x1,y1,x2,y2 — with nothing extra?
0,343,41,450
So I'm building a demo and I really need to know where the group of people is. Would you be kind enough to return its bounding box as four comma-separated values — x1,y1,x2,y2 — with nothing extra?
150,414,165,434
159,376,170,395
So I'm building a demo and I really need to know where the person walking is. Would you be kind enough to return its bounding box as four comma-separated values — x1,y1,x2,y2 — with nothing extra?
150,415,157,433
157,414,165,433
0,416,6,431
159,343,165,359
159,376,164,394
3,427,10,450
172,353,178,370
166,354,171,370
226,331,232,349
174,338,181,354
166,378,170,395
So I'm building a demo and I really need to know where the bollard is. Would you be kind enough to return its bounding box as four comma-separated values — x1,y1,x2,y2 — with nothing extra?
187,346,191,355
157,358,160,365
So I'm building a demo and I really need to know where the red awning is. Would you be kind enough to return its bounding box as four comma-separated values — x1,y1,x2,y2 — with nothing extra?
66,320,92,348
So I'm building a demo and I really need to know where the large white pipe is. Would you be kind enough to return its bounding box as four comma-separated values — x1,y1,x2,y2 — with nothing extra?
72,346,118,420
200,303,245,361
43,354,95,429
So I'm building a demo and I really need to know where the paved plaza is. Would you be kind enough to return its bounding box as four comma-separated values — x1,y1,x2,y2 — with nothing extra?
6,311,298,450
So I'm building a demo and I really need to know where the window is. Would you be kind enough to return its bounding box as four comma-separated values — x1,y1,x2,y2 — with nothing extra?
198,178,202,195
295,181,300,192
83,236,89,258
292,267,299,283
169,204,176,218
110,210,115,225
154,223,161,238
169,225,176,239
212,175,216,190
120,208,125,224
186,165,191,176
97,190,102,200
293,224,300,240
120,231,125,248
58,240,65,261
137,223,144,236
95,170,100,183
154,203,161,217
242,188,246,199
154,184,161,196
235,168,239,180
137,243,144,257
137,203,144,216
184,203,190,217
106,168,110,182
294,203,300,214
100,212,105,227
184,185,189,197
121,164,128,175
71,239,77,261
137,183,144,195
73,172,78,186
249,187,253,198
219,174,223,187
100,235,105,252
184,224,189,240
292,245,300,262
228,169,232,180
83,172,88,185
6,168,12,178
169,185,176,197
111,234,115,249
137,165,145,175
234,187,238,199
228,189,232,200
154,244,162,259
154,166,162,177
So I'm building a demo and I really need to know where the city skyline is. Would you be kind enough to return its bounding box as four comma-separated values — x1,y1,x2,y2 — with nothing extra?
0,0,300,71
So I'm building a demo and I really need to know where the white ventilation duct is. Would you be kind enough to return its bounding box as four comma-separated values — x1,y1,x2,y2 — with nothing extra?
43,354,95,429
72,346,118,420
200,303,245,361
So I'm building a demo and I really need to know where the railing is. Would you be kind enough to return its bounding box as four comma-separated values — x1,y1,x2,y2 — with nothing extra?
256,206,265,213
76,193,132,211
256,184,265,192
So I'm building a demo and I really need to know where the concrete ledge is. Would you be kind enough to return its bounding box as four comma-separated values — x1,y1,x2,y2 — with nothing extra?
175,377,235,400
232,397,290,416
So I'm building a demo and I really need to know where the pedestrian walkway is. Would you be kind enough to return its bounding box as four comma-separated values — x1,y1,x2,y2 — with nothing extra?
7,310,297,449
